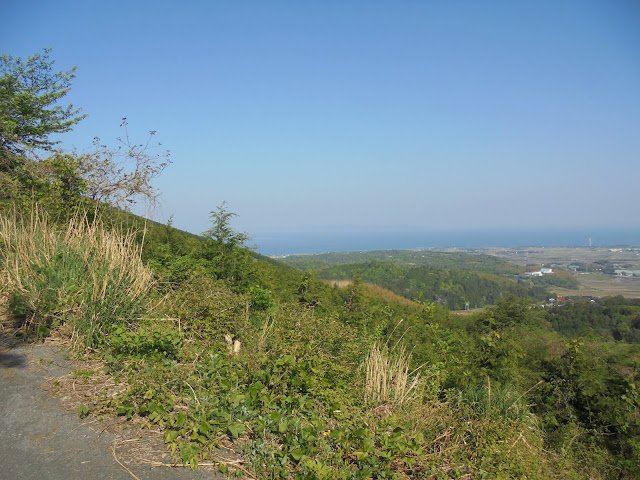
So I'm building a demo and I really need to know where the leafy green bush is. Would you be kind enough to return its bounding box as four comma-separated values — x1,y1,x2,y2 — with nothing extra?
107,322,183,359
249,285,275,311
167,274,249,343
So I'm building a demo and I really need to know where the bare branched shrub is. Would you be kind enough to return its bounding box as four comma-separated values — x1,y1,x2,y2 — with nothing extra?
78,118,171,208
364,342,423,408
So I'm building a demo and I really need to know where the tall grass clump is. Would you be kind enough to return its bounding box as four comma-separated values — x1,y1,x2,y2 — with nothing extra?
0,206,154,346
363,342,423,408
457,378,541,424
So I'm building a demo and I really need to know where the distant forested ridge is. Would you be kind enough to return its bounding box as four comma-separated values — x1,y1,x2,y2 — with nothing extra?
548,296,640,343
280,251,553,308
280,249,521,274
314,261,548,309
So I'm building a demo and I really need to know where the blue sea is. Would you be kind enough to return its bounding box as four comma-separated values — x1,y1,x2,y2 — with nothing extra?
251,227,640,256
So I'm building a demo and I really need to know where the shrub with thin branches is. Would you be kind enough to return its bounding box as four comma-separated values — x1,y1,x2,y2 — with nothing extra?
0,206,154,345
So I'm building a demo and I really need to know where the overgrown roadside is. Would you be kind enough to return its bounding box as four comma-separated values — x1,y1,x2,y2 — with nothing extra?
0,335,227,480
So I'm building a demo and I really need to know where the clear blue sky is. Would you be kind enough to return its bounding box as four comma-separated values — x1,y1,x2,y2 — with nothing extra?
3,0,639,239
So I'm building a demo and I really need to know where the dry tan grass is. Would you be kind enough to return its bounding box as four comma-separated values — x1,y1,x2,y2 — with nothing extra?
325,279,419,308
325,279,354,288
363,343,423,408
360,282,420,308
0,206,155,343
0,206,152,304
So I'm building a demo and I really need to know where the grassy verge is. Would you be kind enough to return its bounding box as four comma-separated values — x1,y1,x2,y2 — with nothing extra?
0,207,154,345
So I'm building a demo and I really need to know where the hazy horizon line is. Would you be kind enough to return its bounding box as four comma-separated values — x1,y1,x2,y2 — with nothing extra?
250,226,640,256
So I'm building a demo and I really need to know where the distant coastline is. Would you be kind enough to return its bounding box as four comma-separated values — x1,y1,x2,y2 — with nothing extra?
252,227,640,256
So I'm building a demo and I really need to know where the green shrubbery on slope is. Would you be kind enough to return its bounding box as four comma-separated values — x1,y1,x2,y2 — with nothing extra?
2,49,639,479
3,200,638,478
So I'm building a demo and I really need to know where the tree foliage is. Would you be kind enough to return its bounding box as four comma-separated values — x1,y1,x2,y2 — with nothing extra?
202,202,253,286
204,201,249,253
0,50,169,212
0,48,86,162
305,260,548,309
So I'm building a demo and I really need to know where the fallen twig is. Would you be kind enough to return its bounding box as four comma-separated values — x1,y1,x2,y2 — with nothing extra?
112,440,141,480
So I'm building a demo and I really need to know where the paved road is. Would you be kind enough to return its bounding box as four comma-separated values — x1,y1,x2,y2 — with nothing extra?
0,340,226,480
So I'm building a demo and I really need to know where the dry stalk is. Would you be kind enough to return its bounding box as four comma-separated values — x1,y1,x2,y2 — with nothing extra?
364,342,423,408
112,441,142,480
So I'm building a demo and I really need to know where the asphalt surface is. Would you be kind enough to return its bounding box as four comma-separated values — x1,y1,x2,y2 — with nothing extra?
0,340,227,480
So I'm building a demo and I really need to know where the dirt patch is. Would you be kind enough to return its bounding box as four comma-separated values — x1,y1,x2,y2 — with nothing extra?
325,279,354,288
451,308,485,316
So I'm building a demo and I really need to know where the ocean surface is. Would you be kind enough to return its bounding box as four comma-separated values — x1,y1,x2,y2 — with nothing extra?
251,227,640,256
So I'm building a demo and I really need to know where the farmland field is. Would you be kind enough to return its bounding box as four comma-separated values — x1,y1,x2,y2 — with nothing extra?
552,274,640,298
455,246,640,298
